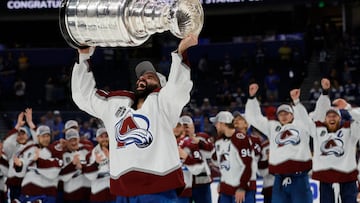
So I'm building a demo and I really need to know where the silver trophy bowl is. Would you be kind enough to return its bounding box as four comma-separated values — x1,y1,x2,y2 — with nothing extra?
59,0,204,48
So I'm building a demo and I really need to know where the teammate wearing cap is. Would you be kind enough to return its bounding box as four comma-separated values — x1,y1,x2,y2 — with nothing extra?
18,125,64,203
49,119,94,203
84,127,116,203
245,84,313,203
232,112,260,203
71,34,198,202
49,119,80,156
309,78,360,203
2,108,36,202
233,113,274,203
178,115,214,203
174,120,198,203
51,119,93,156
210,111,254,203
59,128,93,203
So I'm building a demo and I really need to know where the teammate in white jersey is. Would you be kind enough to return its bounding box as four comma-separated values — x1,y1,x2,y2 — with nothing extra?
179,115,214,203
232,112,258,203
310,78,360,203
210,111,254,203
3,108,36,202
19,125,63,203
59,129,92,202
71,34,198,202
84,127,116,203
245,84,313,203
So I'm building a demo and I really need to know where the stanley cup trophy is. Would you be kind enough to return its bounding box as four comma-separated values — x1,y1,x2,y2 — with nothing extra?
59,0,204,48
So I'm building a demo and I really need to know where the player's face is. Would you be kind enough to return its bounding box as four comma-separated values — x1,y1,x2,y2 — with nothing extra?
96,133,109,148
214,122,224,135
135,72,161,98
277,111,294,125
183,124,195,136
325,112,341,132
233,117,248,133
173,123,184,138
38,133,51,147
67,138,80,151
16,130,28,144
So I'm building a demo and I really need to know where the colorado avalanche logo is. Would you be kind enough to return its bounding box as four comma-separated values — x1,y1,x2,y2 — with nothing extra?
275,129,300,147
320,138,344,157
220,153,230,171
236,133,246,139
115,114,153,148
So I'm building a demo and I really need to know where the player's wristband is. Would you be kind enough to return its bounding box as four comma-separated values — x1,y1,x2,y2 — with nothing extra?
293,99,300,105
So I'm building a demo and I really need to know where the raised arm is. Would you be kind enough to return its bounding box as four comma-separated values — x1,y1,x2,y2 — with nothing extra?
158,34,198,126
290,89,315,136
14,111,25,130
71,47,132,119
24,108,36,130
312,78,331,122
290,89,311,123
333,98,360,121
244,83,270,136
177,34,198,55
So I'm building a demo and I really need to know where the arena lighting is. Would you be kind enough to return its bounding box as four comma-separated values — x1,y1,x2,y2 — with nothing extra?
318,0,325,8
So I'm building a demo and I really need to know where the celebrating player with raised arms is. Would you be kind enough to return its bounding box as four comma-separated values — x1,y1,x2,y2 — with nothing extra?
71,34,198,202
310,78,360,203
245,84,313,203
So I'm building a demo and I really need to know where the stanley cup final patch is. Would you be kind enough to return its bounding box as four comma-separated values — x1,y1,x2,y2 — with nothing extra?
115,106,128,118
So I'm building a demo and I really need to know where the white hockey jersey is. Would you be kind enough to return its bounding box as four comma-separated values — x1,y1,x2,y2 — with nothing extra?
83,144,115,202
71,50,192,196
59,144,92,201
21,144,63,197
245,98,312,174
311,94,360,183
214,132,253,196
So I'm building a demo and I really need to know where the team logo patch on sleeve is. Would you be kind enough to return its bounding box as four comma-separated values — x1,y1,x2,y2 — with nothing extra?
236,133,246,139
115,106,127,117
65,157,71,164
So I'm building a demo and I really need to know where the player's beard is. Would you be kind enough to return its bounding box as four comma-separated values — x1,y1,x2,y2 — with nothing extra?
135,83,159,99
326,121,340,132
100,140,109,149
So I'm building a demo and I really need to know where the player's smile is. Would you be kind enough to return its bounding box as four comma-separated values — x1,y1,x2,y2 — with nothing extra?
136,80,147,90
328,120,336,125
